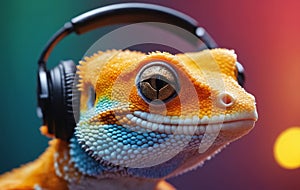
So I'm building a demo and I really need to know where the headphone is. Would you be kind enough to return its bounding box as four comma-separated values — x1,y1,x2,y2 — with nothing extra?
37,3,245,141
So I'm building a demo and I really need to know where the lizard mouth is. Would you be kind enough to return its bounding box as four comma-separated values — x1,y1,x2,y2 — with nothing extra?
74,109,258,173
124,110,258,136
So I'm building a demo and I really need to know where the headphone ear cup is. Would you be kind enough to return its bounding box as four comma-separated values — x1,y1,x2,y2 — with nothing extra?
236,61,245,87
48,60,77,140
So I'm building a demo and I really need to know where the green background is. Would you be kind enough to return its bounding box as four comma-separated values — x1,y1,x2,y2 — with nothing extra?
0,0,120,171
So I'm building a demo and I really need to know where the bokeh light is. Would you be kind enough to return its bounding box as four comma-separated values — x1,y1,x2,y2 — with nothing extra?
274,127,300,169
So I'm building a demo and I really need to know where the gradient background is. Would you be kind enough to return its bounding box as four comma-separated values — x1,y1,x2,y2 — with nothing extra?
0,0,300,189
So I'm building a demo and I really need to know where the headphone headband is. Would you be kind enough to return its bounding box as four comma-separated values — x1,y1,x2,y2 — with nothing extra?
38,3,217,66
71,3,198,34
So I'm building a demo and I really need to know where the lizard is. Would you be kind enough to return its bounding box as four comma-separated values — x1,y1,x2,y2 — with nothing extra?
0,48,258,190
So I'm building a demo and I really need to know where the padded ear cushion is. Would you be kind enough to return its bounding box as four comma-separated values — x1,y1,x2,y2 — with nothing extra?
49,60,77,141
236,62,245,87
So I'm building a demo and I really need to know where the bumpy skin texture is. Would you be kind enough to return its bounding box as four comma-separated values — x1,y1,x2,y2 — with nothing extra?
0,49,257,190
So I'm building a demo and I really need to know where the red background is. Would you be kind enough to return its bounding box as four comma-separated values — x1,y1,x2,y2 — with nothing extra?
163,0,300,189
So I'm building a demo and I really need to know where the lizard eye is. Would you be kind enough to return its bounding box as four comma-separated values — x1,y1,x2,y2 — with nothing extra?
136,61,180,104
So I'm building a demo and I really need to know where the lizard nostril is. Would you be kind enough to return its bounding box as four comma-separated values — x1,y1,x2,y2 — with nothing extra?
217,92,235,108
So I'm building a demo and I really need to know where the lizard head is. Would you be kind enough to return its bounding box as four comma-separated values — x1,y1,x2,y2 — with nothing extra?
72,48,257,178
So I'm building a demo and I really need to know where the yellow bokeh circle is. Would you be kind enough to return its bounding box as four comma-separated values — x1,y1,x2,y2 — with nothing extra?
274,127,300,169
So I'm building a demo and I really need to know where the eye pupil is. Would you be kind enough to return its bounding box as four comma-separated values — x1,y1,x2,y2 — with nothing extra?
145,76,168,91
136,61,180,104
142,77,174,100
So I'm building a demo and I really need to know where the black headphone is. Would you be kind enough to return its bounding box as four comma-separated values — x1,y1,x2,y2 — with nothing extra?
37,3,245,141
